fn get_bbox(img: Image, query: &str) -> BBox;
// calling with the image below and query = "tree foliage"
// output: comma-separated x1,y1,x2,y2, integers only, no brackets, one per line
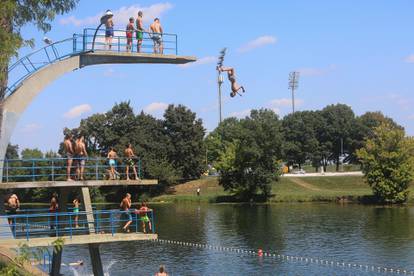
357,123,414,203
215,109,283,200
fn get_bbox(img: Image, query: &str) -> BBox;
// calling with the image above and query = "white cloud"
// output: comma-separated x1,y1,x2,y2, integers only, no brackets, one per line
21,123,42,133
230,109,251,118
144,102,168,114
404,54,414,63
268,98,304,113
408,114,414,120
238,35,277,53
297,64,337,77
178,56,216,68
60,3,173,27
63,104,92,119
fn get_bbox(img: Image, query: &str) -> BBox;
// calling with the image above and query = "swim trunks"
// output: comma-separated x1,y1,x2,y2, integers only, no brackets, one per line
136,31,143,40
109,159,116,166
66,152,73,159
105,27,114,37
152,34,162,46
73,208,79,213
121,211,132,221
141,215,150,223
125,158,135,167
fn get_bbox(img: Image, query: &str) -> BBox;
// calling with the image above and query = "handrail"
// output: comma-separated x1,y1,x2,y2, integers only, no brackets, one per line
0,208,155,240
6,28,179,97
1,157,143,182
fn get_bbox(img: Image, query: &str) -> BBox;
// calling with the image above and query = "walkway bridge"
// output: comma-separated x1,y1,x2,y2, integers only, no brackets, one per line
0,28,196,165
0,157,159,275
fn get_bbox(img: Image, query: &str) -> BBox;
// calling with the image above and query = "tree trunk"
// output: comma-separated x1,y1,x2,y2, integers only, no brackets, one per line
336,156,340,172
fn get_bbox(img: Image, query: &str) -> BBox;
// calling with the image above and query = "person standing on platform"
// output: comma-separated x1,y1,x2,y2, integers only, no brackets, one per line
120,193,132,232
107,147,119,180
49,192,59,235
73,197,81,228
135,201,152,233
150,18,163,54
126,17,135,52
5,194,20,225
136,11,144,52
75,136,88,181
105,10,114,50
64,133,74,181
124,143,139,181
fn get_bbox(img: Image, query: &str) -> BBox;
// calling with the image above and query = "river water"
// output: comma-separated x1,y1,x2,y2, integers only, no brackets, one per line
58,203,414,276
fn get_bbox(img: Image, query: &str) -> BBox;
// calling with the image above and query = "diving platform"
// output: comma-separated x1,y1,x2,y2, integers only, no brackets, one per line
0,233,157,248
80,51,196,66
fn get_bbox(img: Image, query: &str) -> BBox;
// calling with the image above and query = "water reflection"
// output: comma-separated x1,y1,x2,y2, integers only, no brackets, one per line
55,203,414,275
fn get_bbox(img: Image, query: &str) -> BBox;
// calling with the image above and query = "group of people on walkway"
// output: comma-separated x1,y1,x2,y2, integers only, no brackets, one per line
104,9,164,54
64,134,140,181
120,193,152,234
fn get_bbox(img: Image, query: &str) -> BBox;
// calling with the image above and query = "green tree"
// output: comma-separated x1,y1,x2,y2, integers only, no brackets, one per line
318,104,356,171
163,104,205,179
216,109,283,200
281,111,320,170
357,123,414,203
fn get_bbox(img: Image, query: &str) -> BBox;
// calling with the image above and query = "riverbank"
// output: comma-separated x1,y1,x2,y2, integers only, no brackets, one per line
152,175,414,204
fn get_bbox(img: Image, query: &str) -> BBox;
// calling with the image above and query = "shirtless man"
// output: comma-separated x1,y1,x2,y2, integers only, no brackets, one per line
64,134,74,181
49,192,59,234
107,147,118,180
155,265,168,276
135,11,144,52
104,10,114,50
124,144,139,180
75,136,88,181
150,18,163,54
217,66,245,97
5,194,20,225
135,201,152,233
120,193,132,232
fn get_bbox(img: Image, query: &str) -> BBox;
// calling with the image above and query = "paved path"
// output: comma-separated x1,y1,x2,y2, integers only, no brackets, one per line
288,178,322,191
282,171,363,178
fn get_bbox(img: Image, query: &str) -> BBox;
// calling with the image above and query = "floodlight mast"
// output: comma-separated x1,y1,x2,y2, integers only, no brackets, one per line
217,48,227,124
289,71,300,113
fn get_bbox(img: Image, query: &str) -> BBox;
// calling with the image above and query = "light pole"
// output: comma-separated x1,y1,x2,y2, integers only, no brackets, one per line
217,48,226,125
91,10,113,51
288,71,300,113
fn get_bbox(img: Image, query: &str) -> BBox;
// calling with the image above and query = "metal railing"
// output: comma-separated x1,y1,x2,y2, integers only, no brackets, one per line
80,28,178,55
6,28,179,97
1,208,155,240
1,157,142,182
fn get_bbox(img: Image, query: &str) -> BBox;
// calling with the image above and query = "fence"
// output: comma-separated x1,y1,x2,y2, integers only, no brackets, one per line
1,208,155,240
1,157,142,182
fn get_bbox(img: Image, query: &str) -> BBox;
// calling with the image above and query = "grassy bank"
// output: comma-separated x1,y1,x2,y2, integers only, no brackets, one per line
152,175,414,204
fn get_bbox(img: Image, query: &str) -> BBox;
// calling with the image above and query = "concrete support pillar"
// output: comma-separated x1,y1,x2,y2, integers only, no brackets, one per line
88,243,104,276
81,187,95,233
50,246,63,276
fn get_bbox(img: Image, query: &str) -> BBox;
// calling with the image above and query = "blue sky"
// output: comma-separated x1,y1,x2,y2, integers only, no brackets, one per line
10,0,414,152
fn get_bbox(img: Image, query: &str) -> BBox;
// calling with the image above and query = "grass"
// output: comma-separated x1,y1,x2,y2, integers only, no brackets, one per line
151,175,414,204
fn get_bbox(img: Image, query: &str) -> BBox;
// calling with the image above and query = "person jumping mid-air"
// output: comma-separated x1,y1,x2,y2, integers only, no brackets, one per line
217,66,245,97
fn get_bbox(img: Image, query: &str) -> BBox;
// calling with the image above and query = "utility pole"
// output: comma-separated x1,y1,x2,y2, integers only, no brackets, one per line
218,73,224,124
288,71,300,113
217,48,226,125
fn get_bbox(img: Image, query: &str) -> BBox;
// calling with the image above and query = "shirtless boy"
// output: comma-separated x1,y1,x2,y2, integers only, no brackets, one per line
75,136,88,181
64,133,74,181
150,18,163,54
135,11,144,52
5,194,20,225
105,10,114,49
124,144,139,180
107,147,118,180
120,193,132,232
